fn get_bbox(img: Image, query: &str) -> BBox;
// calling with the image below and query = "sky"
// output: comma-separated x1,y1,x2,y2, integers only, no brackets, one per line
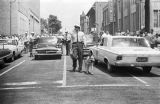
40,0,108,33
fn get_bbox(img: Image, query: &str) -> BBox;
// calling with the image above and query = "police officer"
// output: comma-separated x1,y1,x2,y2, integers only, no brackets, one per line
70,25,85,72
65,32,71,55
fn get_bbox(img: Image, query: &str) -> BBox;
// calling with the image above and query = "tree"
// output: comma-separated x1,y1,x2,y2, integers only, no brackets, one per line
41,18,48,34
145,0,150,32
48,15,62,34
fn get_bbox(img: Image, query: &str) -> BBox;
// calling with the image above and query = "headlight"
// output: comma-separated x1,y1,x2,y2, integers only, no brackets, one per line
116,55,123,60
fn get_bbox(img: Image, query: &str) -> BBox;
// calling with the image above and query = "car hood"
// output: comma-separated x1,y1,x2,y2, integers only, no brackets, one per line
35,47,60,51
108,47,160,55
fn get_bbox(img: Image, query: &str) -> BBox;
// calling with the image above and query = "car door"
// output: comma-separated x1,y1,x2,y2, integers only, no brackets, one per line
17,41,24,53
13,40,19,56
98,38,108,62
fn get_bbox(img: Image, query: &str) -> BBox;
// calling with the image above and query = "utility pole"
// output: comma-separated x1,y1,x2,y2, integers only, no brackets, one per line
10,0,16,36
145,0,150,32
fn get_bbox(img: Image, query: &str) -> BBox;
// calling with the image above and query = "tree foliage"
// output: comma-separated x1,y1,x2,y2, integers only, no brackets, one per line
40,18,48,34
48,15,62,34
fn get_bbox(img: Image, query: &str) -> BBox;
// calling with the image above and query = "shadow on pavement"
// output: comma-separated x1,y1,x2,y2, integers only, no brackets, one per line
94,62,160,77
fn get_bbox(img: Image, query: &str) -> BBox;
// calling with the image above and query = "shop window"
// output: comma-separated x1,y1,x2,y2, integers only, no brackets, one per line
154,10,158,27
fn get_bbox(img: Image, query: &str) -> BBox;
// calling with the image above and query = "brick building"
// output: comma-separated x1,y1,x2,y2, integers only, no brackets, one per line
87,2,108,34
0,0,40,36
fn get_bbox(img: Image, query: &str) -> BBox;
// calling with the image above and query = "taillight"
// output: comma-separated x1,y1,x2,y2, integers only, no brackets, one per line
116,55,123,60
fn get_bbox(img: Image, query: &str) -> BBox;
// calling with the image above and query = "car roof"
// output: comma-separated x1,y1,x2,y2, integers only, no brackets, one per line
0,39,14,41
104,35,144,39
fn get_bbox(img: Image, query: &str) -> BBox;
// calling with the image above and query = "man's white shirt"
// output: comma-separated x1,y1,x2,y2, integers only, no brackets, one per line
71,30,85,43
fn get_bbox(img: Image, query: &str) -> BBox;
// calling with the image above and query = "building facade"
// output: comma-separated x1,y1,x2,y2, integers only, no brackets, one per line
80,11,89,34
102,0,146,35
0,0,40,36
87,2,108,34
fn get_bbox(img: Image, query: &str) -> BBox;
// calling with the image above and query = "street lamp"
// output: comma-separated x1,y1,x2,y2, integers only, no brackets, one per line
10,0,16,36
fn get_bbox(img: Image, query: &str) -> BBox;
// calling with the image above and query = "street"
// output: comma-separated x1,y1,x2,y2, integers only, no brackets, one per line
0,52,160,104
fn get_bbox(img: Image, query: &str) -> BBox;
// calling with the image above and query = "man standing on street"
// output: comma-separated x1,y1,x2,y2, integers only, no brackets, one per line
70,25,85,72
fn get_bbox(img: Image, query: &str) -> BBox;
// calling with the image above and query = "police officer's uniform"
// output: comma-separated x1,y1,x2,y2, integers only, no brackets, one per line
71,25,85,72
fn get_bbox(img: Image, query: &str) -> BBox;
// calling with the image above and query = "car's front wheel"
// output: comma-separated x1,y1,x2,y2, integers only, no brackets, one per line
35,55,39,60
142,67,152,73
104,59,115,73
8,53,15,62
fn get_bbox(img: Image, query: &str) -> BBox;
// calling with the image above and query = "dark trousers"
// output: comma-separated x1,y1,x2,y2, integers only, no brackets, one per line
72,42,83,71
66,40,70,55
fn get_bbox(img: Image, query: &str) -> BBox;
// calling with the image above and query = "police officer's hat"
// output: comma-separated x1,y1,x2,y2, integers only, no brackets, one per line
74,25,80,29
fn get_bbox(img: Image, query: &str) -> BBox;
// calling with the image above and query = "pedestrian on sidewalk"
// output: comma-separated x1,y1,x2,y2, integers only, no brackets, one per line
70,25,85,72
29,38,34,57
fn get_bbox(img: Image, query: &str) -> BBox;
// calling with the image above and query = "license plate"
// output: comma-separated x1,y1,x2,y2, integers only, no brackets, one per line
136,57,148,62
46,51,56,53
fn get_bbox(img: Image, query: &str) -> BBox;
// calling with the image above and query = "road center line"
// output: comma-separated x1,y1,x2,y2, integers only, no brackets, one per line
129,73,149,86
0,60,25,77
62,56,66,86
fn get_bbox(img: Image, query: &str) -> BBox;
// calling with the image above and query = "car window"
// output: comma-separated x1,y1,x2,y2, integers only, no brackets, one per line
112,38,150,47
38,37,58,44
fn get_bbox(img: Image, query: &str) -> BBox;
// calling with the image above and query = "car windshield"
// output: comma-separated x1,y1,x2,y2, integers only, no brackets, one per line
112,38,150,47
84,35,95,47
38,37,58,44
37,37,58,48
0,40,13,45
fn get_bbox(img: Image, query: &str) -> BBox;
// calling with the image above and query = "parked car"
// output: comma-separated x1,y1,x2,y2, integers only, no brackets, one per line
0,39,24,61
83,34,95,57
0,49,12,65
33,36,62,60
89,35,160,73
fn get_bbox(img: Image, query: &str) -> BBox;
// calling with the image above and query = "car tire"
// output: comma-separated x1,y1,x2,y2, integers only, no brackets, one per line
9,54,15,62
59,55,62,59
142,67,152,73
35,55,39,60
104,59,115,73
18,51,22,58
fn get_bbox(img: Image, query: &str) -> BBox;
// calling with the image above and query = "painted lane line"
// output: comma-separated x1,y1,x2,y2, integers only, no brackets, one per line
62,56,66,86
129,74,150,86
58,84,148,88
0,86,41,90
3,81,38,86
0,60,25,77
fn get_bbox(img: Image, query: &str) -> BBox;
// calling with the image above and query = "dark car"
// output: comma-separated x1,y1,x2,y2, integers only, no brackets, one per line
0,49,12,65
33,36,62,60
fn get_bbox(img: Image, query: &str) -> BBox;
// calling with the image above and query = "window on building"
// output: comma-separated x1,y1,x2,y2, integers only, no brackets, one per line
154,10,158,27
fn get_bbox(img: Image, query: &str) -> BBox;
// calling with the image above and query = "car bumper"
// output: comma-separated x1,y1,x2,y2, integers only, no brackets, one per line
115,62,160,67
34,53,62,56
34,51,62,56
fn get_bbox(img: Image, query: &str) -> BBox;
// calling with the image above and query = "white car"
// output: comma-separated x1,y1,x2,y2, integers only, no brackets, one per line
90,36,160,73
0,39,24,61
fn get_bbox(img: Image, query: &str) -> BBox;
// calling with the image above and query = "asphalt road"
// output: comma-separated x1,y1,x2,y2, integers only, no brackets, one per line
0,52,160,104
